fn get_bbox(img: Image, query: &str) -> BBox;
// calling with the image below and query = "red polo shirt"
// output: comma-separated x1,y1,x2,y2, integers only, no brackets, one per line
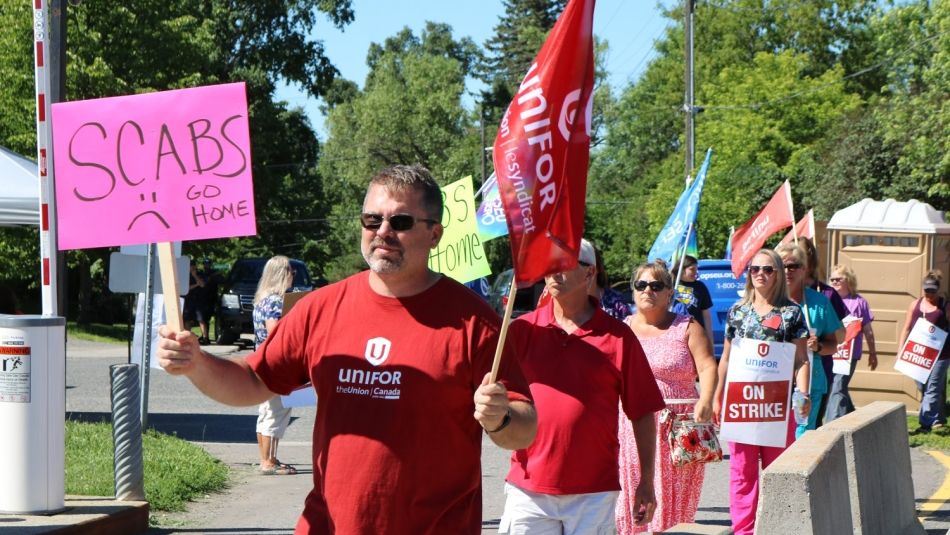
505,300,664,495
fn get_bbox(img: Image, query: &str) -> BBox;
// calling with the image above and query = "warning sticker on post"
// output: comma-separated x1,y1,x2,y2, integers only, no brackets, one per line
720,337,795,448
0,341,31,403
894,318,948,384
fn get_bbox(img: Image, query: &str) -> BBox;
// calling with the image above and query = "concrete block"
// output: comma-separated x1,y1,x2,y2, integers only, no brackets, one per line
820,401,925,535
756,429,853,534
0,496,148,534
661,522,733,534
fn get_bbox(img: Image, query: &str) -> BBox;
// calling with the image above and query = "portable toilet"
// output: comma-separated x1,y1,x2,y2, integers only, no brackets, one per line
827,199,950,409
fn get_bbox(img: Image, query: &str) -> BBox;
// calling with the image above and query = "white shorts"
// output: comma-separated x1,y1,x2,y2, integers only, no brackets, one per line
256,395,292,438
499,482,619,535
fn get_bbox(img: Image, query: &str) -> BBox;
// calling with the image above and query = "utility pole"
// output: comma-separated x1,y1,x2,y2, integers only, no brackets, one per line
683,0,695,185
50,0,68,316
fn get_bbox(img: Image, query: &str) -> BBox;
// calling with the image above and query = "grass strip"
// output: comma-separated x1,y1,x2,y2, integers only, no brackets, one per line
65,420,229,512
67,319,217,345
67,321,129,344
908,416,950,449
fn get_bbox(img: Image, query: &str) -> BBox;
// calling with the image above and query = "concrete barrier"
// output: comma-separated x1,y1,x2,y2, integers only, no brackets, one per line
755,428,854,534
819,401,925,535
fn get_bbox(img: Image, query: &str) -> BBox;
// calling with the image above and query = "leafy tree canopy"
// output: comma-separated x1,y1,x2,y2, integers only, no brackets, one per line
318,23,481,279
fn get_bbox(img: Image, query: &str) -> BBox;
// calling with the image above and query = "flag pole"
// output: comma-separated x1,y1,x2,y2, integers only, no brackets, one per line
784,180,798,246
781,179,812,329
489,274,519,383
726,225,734,258
671,223,694,311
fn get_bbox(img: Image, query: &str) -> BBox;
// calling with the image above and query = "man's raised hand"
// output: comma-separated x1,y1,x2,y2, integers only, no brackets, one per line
157,325,203,375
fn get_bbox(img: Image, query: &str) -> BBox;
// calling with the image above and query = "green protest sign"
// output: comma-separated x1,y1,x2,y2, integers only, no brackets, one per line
428,176,492,284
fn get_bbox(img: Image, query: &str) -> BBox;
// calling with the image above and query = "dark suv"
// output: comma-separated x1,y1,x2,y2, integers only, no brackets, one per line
215,258,322,345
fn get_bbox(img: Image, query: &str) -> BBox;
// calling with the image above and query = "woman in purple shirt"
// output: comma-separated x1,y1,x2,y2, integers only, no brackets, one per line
825,264,878,422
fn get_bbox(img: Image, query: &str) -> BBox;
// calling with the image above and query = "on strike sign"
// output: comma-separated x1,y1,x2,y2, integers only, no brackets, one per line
832,317,863,375
720,338,795,448
894,318,948,383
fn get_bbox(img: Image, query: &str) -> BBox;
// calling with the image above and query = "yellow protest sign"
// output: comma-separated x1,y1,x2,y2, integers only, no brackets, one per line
428,176,492,284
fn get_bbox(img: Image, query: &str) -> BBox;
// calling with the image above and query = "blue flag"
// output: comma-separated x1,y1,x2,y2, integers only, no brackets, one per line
474,173,509,241
648,148,712,262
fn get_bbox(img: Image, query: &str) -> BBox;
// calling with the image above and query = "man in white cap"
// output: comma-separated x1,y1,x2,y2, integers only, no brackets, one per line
498,238,665,533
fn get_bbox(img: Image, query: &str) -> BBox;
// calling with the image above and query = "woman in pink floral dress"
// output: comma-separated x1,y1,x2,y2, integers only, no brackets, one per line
617,259,718,533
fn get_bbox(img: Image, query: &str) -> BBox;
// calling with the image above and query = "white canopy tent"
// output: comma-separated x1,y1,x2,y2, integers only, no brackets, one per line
0,145,40,226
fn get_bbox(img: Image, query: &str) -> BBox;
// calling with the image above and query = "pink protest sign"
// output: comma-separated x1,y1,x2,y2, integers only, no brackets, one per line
51,82,256,250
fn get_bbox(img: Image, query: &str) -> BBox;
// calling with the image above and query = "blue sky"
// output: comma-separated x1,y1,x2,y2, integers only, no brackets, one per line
275,0,675,138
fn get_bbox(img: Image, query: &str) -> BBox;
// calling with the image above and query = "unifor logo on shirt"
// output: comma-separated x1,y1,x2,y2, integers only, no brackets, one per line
334,337,401,401
365,337,391,366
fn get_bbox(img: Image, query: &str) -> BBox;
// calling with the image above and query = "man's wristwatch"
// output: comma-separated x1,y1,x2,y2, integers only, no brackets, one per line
487,409,512,433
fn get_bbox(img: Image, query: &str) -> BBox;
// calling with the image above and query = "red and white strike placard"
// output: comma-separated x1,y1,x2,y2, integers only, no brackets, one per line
720,338,795,448
832,318,863,376
894,318,948,384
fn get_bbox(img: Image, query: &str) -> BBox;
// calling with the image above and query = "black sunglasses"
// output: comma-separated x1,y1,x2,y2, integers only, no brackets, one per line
360,213,438,231
924,287,938,294
633,280,666,292
829,277,843,283
748,265,776,275
784,263,802,271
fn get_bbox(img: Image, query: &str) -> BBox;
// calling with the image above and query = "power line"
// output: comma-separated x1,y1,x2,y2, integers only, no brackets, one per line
607,11,665,75
594,0,626,36
615,21,676,85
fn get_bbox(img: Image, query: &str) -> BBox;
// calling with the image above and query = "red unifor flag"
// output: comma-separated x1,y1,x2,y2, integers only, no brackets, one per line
492,0,595,285
730,180,796,278
779,208,816,245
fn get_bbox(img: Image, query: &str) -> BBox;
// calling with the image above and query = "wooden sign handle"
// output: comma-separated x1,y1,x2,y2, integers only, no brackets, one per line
157,242,183,332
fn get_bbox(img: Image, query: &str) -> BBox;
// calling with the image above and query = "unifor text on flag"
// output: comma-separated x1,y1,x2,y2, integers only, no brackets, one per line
492,0,595,285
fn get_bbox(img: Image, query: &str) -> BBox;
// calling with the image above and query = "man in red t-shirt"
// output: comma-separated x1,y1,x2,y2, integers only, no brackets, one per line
158,165,537,534
499,239,664,533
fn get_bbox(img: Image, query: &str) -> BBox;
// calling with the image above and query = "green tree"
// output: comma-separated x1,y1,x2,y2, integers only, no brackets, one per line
791,108,899,220
870,0,949,210
318,23,481,279
478,0,568,121
588,0,885,274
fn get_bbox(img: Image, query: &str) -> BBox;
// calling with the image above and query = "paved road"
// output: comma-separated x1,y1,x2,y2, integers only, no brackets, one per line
64,339,950,534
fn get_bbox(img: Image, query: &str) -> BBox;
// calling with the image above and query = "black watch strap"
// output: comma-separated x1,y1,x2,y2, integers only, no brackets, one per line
487,409,512,433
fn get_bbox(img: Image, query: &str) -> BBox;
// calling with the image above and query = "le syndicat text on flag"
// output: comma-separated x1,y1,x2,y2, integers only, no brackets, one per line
492,0,595,285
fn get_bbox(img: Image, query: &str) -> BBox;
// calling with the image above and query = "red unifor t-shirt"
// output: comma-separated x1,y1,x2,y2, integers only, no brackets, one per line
246,271,532,535
505,301,665,495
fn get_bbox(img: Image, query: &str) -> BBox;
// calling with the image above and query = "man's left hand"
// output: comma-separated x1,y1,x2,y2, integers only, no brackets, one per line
474,373,509,432
633,479,656,526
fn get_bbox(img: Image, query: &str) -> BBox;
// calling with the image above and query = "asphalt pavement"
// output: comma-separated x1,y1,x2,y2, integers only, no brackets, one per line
62,338,950,534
